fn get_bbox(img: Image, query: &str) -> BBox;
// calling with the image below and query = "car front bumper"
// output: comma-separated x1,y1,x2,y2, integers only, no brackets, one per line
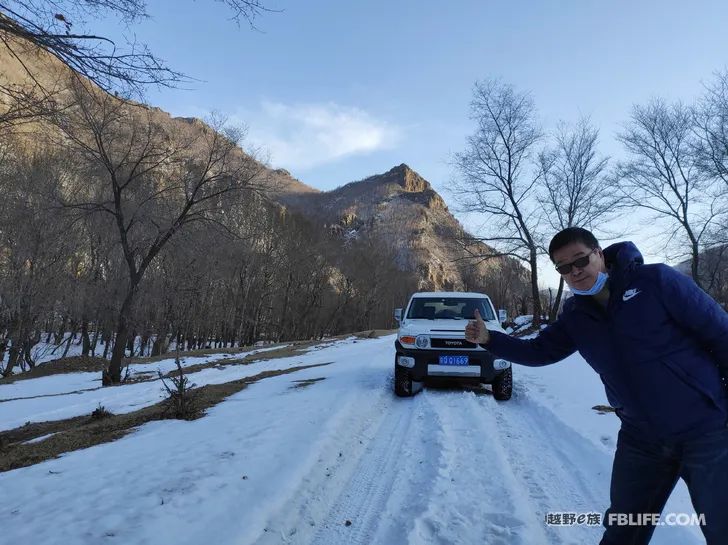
394,340,505,382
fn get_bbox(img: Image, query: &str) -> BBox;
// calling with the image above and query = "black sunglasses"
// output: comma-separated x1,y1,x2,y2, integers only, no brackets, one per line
555,249,597,274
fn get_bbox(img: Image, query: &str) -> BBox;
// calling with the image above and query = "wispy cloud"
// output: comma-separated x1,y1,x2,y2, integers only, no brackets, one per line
242,100,402,170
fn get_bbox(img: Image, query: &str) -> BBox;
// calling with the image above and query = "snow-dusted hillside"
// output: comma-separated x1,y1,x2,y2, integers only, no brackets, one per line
279,164,529,292
0,335,702,545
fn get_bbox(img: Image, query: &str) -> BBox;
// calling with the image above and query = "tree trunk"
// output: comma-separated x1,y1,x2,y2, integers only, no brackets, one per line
251,299,265,344
151,335,163,357
152,330,171,357
18,345,28,372
102,330,111,359
44,317,53,343
0,340,7,370
54,314,68,345
529,250,543,327
549,278,565,323
691,239,703,290
106,290,137,385
81,319,91,356
91,326,100,357
23,339,36,368
277,272,294,342
126,330,137,358
107,322,129,385
2,316,19,376
4,340,21,377
61,328,76,358
139,332,150,357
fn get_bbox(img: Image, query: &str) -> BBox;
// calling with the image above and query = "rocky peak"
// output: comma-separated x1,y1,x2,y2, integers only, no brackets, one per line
380,163,431,193
273,163,527,293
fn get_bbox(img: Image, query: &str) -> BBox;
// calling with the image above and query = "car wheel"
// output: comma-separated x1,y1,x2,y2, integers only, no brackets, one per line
394,365,414,397
492,366,512,401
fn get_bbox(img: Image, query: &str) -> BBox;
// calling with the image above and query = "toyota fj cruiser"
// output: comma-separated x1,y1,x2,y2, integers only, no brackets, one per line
393,291,512,400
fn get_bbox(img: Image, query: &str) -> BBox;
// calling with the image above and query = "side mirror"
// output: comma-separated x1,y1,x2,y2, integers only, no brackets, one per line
498,309,507,325
394,308,402,322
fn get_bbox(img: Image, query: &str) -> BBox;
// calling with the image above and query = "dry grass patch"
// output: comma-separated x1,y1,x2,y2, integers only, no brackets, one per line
353,329,396,339
0,356,108,384
125,343,273,365
0,362,331,473
167,341,315,376
289,377,326,389
592,405,617,414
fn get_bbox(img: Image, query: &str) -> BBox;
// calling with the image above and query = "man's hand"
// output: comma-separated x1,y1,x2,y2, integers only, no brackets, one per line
465,308,490,344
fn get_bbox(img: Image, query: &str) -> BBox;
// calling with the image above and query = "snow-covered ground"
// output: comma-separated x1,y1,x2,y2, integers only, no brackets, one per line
0,334,93,367
0,344,290,431
0,335,703,544
0,333,280,372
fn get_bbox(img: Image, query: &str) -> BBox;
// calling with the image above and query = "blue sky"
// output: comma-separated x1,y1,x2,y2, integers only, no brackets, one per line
98,0,728,286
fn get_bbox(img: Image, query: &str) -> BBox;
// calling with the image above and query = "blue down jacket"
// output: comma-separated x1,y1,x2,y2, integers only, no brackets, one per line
487,242,728,440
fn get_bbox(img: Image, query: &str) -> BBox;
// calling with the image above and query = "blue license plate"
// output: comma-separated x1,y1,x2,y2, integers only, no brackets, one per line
439,355,469,366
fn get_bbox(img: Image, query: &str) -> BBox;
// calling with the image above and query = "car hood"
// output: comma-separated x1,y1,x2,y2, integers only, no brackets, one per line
399,318,506,336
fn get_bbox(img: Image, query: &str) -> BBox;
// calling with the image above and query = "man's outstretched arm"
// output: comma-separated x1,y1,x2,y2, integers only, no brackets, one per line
466,309,576,367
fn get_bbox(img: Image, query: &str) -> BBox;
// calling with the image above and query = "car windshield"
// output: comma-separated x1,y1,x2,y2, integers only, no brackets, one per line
406,297,496,321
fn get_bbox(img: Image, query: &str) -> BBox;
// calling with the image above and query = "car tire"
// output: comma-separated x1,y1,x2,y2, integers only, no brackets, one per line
394,365,414,397
492,366,512,401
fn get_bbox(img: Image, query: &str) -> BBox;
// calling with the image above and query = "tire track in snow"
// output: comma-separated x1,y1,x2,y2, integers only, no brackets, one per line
491,383,610,505
247,367,446,545
365,391,445,545
247,367,410,545
307,397,416,545
475,386,610,544
408,389,550,545
307,372,452,545
271,380,608,545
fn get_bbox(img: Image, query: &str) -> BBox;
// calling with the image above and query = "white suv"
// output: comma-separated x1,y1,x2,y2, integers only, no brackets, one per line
393,291,512,399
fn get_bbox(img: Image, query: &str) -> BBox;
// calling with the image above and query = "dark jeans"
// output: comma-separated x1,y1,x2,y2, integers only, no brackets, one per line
600,424,728,545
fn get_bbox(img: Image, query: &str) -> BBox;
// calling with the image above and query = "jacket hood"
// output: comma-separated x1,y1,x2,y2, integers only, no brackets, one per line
603,241,643,289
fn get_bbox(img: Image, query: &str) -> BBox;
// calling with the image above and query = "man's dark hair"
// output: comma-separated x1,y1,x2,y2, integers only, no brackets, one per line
548,227,600,261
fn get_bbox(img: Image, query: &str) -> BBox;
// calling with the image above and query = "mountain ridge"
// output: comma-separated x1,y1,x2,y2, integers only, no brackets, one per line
279,163,526,292
0,34,528,297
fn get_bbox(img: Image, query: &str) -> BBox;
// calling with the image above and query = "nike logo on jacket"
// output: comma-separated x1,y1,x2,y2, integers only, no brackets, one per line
622,289,641,301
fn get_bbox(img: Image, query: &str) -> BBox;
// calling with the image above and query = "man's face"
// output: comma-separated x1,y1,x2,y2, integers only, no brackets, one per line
552,242,607,292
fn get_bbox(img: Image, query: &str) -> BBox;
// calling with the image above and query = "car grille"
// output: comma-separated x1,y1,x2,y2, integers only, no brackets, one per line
430,338,476,349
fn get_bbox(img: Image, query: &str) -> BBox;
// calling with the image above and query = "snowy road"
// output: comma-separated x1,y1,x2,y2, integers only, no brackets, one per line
0,335,703,544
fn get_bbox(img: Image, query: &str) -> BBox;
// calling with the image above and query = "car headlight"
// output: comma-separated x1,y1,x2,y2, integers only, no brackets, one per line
415,335,429,349
494,359,511,370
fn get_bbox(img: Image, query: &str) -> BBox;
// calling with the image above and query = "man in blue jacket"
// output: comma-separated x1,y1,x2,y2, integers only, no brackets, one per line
465,227,728,545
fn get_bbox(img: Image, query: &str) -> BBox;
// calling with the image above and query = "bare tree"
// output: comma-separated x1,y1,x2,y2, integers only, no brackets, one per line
692,71,728,303
0,140,78,376
0,79,69,126
539,118,618,320
452,79,546,325
51,80,263,384
616,99,723,288
0,0,274,95
694,70,728,190
0,99,430,377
